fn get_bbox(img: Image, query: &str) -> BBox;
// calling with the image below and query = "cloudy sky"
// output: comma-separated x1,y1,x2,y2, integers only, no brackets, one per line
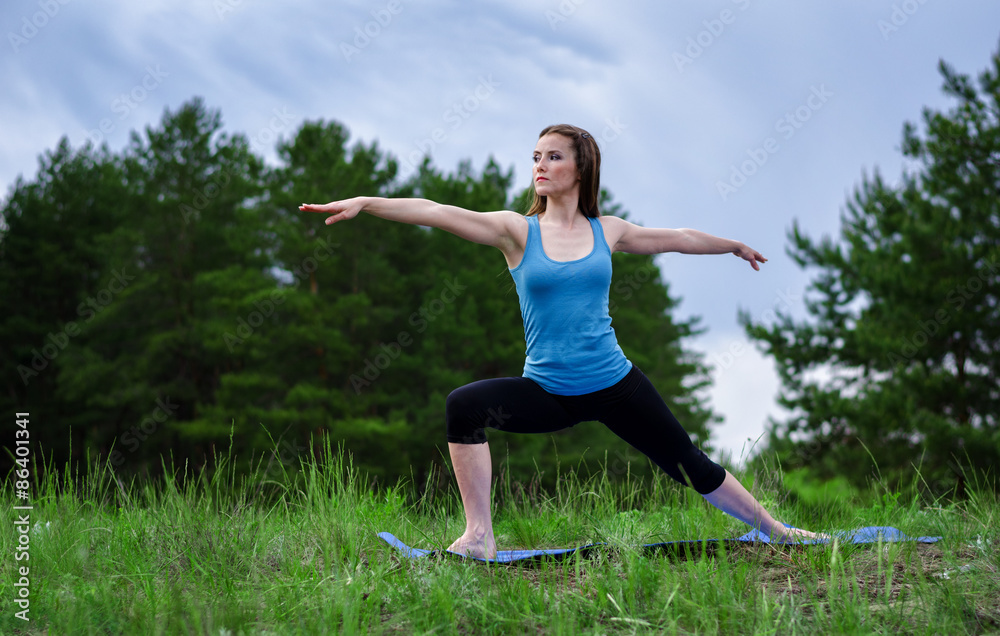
4,1,999,463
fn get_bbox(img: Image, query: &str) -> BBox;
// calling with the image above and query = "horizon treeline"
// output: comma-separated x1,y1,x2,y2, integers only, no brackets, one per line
0,98,713,490
3,42,998,499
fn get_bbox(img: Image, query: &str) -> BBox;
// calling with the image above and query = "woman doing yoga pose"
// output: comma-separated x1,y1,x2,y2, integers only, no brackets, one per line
300,124,820,559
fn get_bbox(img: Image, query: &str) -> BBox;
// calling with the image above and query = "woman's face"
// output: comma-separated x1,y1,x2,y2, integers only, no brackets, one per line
532,133,579,200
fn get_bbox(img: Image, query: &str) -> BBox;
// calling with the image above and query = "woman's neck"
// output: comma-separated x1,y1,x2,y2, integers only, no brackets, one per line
540,193,583,226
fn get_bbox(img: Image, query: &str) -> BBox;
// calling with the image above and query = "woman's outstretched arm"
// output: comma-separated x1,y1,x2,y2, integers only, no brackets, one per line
299,197,522,251
601,215,767,271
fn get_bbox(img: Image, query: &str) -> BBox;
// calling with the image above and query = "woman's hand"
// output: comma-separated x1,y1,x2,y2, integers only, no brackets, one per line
732,243,767,271
299,197,367,225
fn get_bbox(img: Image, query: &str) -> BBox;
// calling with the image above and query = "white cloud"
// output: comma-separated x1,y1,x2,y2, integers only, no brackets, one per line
698,331,783,466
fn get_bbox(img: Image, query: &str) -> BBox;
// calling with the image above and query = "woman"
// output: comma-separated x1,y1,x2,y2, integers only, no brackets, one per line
301,124,819,559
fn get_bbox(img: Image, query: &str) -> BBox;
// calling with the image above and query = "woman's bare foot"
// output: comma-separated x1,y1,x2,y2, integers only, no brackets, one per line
768,525,831,543
447,532,497,559
704,472,832,544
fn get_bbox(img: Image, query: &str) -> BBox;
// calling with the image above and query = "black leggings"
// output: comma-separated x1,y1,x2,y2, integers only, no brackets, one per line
445,365,727,494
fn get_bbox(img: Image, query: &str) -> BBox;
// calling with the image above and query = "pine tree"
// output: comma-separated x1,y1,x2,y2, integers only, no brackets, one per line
744,47,1000,494
55,98,269,472
0,139,130,471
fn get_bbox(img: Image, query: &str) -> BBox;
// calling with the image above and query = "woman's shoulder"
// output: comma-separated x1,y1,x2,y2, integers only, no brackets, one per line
598,215,629,251
598,214,627,229
484,210,530,235
496,211,530,260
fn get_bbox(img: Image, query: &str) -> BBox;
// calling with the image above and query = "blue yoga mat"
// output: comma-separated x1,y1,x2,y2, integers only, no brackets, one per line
378,526,942,564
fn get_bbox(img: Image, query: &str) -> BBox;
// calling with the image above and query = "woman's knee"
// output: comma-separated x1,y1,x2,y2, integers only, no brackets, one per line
445,384,473,418
677,449,726,494
445,384,487,444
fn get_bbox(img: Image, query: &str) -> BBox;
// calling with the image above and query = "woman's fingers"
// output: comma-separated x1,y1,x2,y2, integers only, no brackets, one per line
735,247,765,270
298,202,359,225
299,203,338,213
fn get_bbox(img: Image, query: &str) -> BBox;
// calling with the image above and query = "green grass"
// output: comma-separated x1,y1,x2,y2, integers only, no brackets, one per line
2,438,998,635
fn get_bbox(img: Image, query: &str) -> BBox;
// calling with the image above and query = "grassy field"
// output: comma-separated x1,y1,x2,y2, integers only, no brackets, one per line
2,438,998,635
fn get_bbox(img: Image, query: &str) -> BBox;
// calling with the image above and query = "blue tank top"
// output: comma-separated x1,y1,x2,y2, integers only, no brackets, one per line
509,214,632,395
